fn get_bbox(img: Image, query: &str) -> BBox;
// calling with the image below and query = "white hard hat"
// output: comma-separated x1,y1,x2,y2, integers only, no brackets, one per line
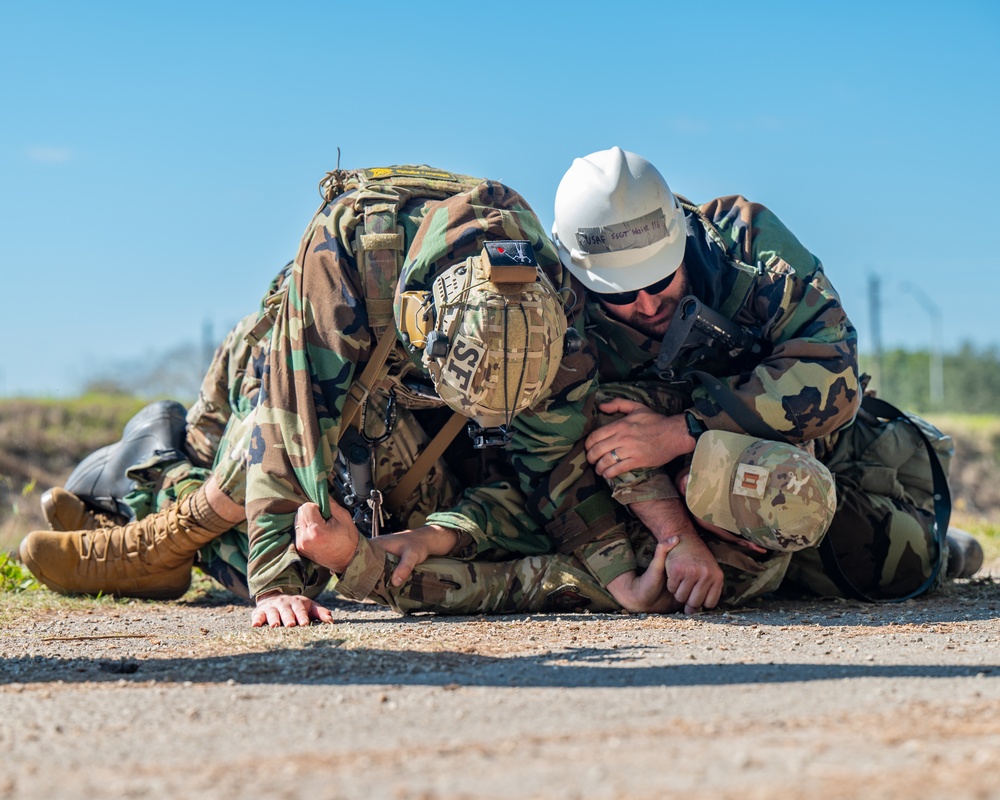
551,147,688,294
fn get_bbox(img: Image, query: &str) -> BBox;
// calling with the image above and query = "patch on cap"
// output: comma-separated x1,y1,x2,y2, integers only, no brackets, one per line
733,463,769,499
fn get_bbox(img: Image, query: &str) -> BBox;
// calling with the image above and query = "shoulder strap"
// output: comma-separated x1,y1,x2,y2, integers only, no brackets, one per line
353,193,405,334
680,200,758,319
339,321,400,440
688,370,790,443
384,411,467,515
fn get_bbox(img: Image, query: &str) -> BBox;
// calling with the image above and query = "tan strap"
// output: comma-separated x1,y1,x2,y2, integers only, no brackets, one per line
339,321,399,439
385,411,466,514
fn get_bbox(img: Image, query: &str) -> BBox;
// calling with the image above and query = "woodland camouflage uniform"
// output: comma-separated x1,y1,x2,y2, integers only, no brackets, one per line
578,195,943,602
330,194,947,613
119,169,606,602
235,171,606,600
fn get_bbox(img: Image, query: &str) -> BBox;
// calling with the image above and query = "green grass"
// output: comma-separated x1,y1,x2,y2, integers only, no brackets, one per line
0,552,39,593
951,513,1000,564
925,413,1000,443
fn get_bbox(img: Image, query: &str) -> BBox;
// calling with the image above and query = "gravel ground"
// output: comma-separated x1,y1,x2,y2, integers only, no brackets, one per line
3,567,1000,800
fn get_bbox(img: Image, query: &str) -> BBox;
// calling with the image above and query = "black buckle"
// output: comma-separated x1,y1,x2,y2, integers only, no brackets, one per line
360,388,398,445
466,421,513,449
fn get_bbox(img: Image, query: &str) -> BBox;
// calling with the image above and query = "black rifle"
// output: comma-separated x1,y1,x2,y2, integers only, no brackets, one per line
654,296,788,443
655,295,768,380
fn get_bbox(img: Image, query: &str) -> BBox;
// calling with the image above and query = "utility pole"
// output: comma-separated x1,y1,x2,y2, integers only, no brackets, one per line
868,273,884,395
901,282,944,408
202,319,214,378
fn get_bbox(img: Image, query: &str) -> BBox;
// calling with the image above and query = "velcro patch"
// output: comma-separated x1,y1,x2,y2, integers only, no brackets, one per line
483,241,539,283
442,335,486,395
484,240,538,267
733,464,769,499
362,167,457,182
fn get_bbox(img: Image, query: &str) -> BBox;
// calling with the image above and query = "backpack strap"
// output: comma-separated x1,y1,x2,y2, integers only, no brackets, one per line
339,320,400,439
818,395,952,602
680,200,759,319
353,191,406,335
688,370,791,443
384,411,467,515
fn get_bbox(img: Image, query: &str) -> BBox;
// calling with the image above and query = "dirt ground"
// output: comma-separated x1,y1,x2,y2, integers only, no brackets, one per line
3,561,1000,800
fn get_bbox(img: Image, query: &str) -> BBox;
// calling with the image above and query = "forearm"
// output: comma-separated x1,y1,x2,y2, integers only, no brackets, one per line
629,496,700,545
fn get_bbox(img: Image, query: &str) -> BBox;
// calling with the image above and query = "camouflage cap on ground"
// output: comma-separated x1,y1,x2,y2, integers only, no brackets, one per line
395,183,568,427
686,430,837,551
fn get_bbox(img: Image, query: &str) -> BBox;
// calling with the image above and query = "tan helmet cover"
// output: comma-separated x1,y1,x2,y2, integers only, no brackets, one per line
421,244,567,427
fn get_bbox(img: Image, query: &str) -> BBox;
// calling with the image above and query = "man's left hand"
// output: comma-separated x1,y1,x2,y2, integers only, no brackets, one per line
586,399,695,479
376,525,460,587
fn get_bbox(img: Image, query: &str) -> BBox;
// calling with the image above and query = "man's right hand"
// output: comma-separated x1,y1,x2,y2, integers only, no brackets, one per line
664,534,724,614
294,502,360,573
251,592,334,628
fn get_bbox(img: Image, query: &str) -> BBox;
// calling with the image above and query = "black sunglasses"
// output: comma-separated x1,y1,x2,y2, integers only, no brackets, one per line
596,271,677,306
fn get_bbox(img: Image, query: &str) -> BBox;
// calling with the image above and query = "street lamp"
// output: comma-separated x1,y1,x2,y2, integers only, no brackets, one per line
900,282,943,407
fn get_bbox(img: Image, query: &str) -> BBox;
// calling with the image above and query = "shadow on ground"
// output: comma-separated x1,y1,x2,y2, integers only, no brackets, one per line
3,642,998,689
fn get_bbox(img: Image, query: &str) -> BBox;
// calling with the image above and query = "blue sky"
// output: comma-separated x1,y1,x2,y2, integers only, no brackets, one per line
2,0,997,397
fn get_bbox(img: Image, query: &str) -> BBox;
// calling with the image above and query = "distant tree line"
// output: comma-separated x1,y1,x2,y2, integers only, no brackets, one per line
81,340,209,404
861,344,1000,414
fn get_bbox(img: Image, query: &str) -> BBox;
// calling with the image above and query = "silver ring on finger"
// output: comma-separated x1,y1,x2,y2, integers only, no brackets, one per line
610,449,622,463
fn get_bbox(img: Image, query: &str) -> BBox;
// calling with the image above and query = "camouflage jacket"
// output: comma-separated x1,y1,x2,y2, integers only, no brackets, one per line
562,194,861,588
244,169,599,599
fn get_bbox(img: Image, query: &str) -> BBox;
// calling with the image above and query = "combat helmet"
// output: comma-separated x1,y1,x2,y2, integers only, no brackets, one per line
395,182,569,446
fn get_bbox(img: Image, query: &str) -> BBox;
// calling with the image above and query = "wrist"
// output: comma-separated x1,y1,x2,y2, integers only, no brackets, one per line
255,588,286,604
423,525,461,556
631,497,696,544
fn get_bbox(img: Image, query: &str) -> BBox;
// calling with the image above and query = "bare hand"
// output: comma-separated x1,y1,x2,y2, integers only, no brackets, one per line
251,592,334,628
665,535,724,614
376,525,460,587
585,399,695,480
294,502,359,573
605,538,682,613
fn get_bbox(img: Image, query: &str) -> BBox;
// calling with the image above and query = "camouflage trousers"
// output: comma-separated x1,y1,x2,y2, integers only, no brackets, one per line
335,526,625,615
784,474,942,600
322,479,941,618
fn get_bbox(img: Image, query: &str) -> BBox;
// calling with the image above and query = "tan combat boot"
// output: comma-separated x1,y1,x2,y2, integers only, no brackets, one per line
40,487,128,531
19,487,232,599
